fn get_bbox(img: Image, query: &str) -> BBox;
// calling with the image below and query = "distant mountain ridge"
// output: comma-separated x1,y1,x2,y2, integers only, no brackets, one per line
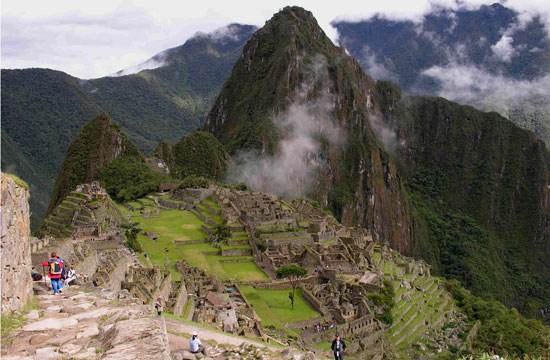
1,24,256,229
333,2,550,145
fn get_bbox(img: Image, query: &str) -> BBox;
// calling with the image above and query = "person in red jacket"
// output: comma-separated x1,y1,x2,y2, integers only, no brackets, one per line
42,252,64,295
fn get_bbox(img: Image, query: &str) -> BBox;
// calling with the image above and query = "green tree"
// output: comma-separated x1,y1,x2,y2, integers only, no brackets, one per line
276,265,307,310
121,222,142,252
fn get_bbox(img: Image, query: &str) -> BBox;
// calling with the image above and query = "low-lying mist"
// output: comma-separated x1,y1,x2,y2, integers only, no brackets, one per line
226,56,344,198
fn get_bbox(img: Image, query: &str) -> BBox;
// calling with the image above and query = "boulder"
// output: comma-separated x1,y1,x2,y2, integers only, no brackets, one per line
22,317,77,331
23,310,39,320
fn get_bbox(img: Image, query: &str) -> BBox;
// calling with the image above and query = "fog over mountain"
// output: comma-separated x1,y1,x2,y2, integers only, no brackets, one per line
333,2,550,145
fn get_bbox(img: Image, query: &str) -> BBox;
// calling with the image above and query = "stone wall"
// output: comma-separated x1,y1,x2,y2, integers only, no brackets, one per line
75,252,99,278
1,173,33,313
105,254,129,290
221,248,252,257
32,237,75,269
171,282,188,317
88,239,124,250
301,286,327,315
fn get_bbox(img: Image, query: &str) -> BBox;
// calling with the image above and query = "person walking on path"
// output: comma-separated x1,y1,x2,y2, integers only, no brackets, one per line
42,252,64,295
155,296,163,316
189,331,207,356
331,334,346,360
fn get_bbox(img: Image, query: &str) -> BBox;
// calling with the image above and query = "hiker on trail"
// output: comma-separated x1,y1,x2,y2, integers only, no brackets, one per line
189,331,207,356
42,252,64,295
155,296,163,316
65,265,77,286
57,256,66,288
331,334,346,360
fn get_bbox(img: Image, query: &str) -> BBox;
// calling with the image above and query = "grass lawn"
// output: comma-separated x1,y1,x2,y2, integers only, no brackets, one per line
220,261,267,281
240,286,320,328
137,253,151,268
203,198,221,210
315,342,332,351
134,209,267,282
141,210,207,242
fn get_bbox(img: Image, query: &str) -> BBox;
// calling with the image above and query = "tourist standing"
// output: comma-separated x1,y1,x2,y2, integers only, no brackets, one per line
42,252,63,295
331,334,346,360
155,296,163,316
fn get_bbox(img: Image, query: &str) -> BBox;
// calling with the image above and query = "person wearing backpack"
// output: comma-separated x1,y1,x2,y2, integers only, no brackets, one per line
42,252,64,295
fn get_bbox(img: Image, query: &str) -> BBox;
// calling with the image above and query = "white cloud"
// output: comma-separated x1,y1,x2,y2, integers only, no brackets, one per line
227,56,344,197
111,51,168,77
359,46,399,81
421,63,550,113
1,0,549,78
491,35,518,62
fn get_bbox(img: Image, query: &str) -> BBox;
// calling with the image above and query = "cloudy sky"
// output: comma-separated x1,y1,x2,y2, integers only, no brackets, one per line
2,0,549,79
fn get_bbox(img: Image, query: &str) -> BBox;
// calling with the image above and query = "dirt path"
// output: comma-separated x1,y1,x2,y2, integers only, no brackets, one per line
164,318,279,352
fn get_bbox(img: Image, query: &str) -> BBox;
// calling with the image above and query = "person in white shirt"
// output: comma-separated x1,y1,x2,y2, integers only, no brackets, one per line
189,331,206,355
64,265,78,286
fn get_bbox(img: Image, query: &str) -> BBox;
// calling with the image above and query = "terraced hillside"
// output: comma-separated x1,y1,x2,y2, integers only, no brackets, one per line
39,186,125,239
117,193,268,282
376,249,454,356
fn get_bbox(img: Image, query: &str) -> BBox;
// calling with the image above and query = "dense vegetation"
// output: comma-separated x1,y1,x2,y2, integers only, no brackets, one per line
46,113,142,215
97,156,169,202
445,280,549,358
368,278,395,325
1,24,255,230
171,131,229,180
375,81,550,319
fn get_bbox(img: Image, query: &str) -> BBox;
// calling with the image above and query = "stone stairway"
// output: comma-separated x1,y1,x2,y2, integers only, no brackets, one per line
1,286,171,360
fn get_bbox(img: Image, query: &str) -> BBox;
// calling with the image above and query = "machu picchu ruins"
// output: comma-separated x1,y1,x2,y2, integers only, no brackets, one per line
2,175,470,359
3,4,550,360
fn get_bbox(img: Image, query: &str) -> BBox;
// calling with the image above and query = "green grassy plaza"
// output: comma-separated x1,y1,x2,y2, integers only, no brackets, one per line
118,202,268,282
240,286,321,328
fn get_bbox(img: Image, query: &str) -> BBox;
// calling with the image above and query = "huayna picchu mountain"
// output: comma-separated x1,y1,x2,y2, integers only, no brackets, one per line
204,6,550,319
205,6,413,253
1,24,256,230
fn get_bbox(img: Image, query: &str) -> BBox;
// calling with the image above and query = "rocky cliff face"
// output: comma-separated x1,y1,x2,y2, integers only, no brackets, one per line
376,81,550,317
1,173,33,313
205,6,412,251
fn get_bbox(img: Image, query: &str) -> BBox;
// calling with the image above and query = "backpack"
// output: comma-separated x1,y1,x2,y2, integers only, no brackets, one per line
50,260,62,275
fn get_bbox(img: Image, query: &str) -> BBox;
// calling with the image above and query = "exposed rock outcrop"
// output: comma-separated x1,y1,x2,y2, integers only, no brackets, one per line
1,173,33,313
2,286,171,360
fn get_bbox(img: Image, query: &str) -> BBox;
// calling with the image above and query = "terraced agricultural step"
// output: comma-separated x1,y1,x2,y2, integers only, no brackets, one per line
392,311,427,346
227,238,248,246
46,215,66,224
69,191,89,199
230,231,248,238
229,224,245,232
45,220,65,232
74,219,88,227
416,276,434,290
437,296,450,312
62,199,79,208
